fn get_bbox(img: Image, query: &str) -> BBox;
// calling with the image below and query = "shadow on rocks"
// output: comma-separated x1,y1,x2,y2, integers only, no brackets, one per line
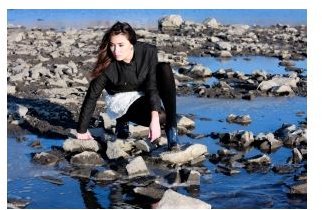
8,94,77,138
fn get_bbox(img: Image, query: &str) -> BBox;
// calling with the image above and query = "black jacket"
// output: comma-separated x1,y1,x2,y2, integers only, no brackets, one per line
77,42,161,133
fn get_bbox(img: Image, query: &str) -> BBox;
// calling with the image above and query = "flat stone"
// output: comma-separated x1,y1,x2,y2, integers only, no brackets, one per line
92,170,118,181
70,151,105,166
160,144,208,165
289,182,307,195
63,138,101,152
126,156,150,178
32,152,60,166
154,189,211,209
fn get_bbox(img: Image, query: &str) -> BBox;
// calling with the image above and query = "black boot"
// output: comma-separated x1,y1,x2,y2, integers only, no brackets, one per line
165,127,180,151
115,121,130,139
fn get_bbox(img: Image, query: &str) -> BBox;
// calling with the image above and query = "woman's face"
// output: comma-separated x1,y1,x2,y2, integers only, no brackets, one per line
109,33,133,62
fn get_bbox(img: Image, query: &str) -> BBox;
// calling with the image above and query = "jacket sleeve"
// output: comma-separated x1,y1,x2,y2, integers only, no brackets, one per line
77,72,107,133
146,46,162,112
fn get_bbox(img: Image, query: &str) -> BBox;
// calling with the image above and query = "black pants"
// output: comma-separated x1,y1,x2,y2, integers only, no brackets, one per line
117,62,177,128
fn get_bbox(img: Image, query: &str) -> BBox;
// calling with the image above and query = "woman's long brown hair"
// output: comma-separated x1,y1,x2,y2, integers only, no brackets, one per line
90,21,137,79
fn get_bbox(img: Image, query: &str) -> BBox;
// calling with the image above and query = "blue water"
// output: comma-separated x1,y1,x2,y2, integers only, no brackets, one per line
7,9,306,29
187,55,307,85
7,95,306,208
7,54,306,208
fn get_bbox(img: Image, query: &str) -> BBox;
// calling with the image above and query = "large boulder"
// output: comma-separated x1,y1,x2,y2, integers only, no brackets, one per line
158,15,183,31
203,18,219,28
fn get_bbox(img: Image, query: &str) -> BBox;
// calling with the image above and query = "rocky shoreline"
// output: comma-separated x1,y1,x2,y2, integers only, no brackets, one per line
7,15,307,208
7,15,307,138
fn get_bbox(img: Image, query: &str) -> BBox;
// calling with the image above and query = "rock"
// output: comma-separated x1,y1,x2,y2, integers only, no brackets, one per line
135,139,158,152
271,85,294,95
258,76,299,91
158,15,183,30
215,41,232,51
216,164,240,175
106,139,132,159
154,189,211,209
177,115,195,129
7,197,30,209
289,182,307,195
126,156,150,178
246,154,271,165
203,18,219,28
32,152,60,166
39,175,64,185
272,164,295,174
188,64,213,78
70,151,105,166
63,138,101,152
92,170,118,181
255,133,283,152
7,85,16,94
186,170,201,185
279,60,295,67
226,114,252,125
130,125,150,138
160,144,208,165
70,168,92,179
219,50,232,58
289,148,303,164
219,130,254,148
134,183,167,200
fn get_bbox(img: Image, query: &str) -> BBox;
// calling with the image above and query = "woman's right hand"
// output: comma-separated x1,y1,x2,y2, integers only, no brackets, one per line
76,131,94,140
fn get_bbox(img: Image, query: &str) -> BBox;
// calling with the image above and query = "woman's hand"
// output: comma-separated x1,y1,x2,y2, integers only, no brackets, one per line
76,130,94,140
148,111,161,142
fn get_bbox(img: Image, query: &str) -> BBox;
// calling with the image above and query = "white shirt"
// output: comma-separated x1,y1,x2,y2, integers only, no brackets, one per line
105,91,144,120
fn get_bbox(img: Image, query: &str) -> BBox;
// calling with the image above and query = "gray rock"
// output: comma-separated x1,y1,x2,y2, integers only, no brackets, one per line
39,175,64,185
271,85,294,95
258,76,299,91
135,139,158,152
226,114,252,125
129,125,149,138
133,183,167,200
246,154,271,165
158,15,183,30
63,138,101,152
70,151,105,166
255,133,283,152
154,189,211,209
106,139,131,159
126,156,149,178
189,64,213,78
160,144,208,165
289,182,307,195
177,115,195,129
203,18,219,28
70,168,92,179
290,148,303,164
32,152,60,166
92,170,118,181
272,164,295,174
7,197,30,209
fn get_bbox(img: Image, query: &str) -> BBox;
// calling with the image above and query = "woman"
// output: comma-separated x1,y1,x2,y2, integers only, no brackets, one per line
76,21,180,151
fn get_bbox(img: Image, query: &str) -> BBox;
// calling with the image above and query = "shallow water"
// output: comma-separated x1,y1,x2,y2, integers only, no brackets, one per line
7,96,306,208
188,55,307,86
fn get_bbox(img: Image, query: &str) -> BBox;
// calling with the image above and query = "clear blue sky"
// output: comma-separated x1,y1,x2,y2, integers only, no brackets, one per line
8,9,306,29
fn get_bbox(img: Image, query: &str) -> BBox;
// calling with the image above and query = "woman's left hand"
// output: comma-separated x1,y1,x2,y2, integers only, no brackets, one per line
148,112,161,142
